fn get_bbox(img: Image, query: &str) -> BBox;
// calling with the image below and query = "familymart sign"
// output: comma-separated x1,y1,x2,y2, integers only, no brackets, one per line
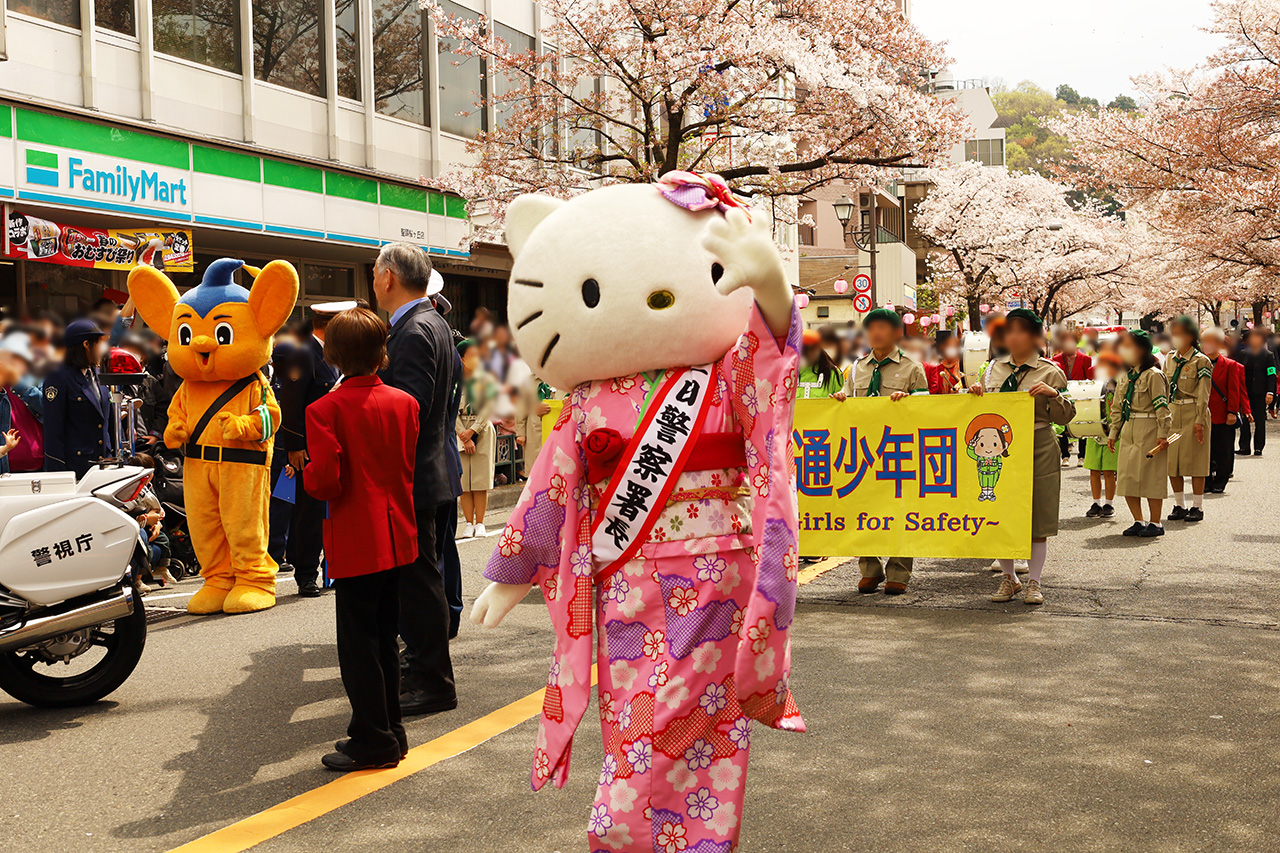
23,145,190,210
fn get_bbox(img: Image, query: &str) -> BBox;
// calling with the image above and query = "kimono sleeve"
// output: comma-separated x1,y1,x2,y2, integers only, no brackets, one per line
725,301,805,732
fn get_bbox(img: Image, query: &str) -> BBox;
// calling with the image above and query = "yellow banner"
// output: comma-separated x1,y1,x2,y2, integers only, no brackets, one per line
794,394,1033,559
542,393,1034,559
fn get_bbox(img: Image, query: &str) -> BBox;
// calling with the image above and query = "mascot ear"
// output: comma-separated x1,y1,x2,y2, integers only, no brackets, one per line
127,266,180,341
248,260,300,338
506,195,564,260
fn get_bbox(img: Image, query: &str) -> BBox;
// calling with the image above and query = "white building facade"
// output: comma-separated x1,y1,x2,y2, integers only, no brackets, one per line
0,0,530,318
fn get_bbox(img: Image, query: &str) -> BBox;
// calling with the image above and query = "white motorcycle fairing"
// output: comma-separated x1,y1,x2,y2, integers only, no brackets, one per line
0,469,146,606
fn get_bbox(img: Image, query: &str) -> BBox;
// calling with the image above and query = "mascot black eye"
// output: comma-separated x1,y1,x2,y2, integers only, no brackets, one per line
711,263,725,285
215,322,234,346
581,278,600,308
177,323,193,346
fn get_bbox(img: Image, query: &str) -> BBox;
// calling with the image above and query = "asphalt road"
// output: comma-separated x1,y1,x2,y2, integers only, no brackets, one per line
2,450,1279,852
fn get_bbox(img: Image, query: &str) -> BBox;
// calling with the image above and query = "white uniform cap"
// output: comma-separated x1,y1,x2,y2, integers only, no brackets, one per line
428,269,444,296
311,301,359,315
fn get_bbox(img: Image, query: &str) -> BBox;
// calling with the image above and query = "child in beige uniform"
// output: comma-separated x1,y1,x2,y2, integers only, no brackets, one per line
1108,330,1173,538
843,308,929,596
1163,316,1212,522
969,309,1075,605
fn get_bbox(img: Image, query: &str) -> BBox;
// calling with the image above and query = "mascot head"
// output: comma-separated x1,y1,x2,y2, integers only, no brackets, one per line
128,257,298,382
504,177,755,390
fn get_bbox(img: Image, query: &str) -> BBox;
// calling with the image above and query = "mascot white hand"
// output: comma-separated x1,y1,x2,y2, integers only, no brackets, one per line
701,206,793,336
470,581,533,628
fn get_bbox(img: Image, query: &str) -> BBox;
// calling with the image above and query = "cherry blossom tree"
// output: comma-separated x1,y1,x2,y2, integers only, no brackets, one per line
1055,0,1280,323
421,0,966,228
914,161,1134,322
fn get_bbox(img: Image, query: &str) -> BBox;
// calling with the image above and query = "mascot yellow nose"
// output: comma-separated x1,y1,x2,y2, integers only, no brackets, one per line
191,335,218,353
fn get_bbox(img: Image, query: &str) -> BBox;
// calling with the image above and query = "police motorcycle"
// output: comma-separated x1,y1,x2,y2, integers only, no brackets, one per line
0,350,154,707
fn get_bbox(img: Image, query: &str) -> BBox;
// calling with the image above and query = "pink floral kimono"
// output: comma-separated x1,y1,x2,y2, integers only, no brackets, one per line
485,304,805,853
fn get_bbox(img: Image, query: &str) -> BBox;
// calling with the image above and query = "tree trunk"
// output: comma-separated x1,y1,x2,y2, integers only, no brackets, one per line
966,294,981,327
1252,300,1266,326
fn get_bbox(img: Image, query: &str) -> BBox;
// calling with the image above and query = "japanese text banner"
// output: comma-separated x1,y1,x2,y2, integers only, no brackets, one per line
793,394,1034,559
5,208,194,272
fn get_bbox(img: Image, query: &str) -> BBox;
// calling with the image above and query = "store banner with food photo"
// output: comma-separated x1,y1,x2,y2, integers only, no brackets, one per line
543,391,1035,559
4,208,194,273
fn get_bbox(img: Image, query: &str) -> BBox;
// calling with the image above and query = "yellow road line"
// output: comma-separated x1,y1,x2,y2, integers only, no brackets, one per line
167,560,850,852
168,689,547,853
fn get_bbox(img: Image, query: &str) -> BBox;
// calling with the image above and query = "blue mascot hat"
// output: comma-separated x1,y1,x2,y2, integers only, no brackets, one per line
178,258,250,317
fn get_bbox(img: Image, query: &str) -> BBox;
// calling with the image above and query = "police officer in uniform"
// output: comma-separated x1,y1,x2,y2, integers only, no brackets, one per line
44,319,113,478
841,308,929,596
278,302,351,597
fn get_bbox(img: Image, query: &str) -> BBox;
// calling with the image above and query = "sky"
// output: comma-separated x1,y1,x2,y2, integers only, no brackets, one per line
909,0,1224,102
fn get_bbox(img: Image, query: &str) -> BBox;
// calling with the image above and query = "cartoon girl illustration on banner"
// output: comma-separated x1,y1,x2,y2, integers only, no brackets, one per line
966,413,1013,501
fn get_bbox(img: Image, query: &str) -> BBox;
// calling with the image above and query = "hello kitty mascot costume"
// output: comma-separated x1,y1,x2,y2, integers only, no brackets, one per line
473,173,804,853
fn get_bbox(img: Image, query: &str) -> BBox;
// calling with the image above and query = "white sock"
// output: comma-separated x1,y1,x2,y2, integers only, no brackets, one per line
1028,541,1046,584
1173,490,1185,508
1104,500,1113,508
998,559,1017,579
1191,493,1203,509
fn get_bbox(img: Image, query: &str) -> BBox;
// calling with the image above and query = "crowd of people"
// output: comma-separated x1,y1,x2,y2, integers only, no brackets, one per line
793,308,1279,605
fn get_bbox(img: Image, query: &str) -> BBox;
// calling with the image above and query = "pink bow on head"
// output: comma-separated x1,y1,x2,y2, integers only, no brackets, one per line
656,171,749,218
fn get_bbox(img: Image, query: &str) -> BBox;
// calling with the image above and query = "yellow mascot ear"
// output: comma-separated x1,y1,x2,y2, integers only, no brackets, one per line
248,260,299,338
127,265,180,341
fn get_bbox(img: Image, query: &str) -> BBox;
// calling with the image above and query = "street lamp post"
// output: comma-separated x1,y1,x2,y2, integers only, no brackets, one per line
833,191,877,308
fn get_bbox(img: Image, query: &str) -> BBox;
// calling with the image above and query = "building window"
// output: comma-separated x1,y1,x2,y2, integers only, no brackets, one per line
335,0,359,100
304,264,355,298
373,0,425,124
153,0,240,73
253,0,324,96
817,306,829,318
96,0,135,34
7,0,80,28
494,23,533,130
436,0,487,138
964,138,1005,168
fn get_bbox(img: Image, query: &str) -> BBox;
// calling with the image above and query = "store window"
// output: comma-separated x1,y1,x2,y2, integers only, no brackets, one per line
304,264,355,299
437,0,487,138
96,0,134,34
153,0,240,73
494,23,534,130
335,0,360,100
22,264,116,318
7,0,80,28
373,0,426,124
253,0,323,96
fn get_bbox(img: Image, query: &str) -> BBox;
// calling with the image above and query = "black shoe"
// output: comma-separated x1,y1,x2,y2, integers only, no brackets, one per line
1168,506,1187,521
1100,504,1115,517
321,750,399,772
1208,486,1225,494
278,562,296,575
297,581,323,598
1141,523,1165,538
1255,451,1263,456
1122,522,1146,537
400,691,458,716
1085,503,1102,518
336,738,408,760
1235,449,1251,456
1185,507,1204,522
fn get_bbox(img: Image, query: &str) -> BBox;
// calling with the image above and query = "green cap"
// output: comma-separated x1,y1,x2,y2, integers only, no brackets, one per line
1005,307,1044,332
1128,329,1153,350
863,307,902,330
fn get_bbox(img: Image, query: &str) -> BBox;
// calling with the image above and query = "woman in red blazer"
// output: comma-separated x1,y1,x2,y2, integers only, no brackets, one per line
1052,330,1094,464
302,307,420,772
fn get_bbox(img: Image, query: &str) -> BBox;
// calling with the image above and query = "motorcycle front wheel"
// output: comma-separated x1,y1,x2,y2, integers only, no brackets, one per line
0,590,148,708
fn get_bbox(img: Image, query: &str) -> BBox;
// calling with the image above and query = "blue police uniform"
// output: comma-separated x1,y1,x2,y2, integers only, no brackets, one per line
43,364,113,478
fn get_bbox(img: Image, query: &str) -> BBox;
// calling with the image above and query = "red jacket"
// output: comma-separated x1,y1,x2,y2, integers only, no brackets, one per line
1207,356,1251,425
1052,351,1094,381
302,376,420,578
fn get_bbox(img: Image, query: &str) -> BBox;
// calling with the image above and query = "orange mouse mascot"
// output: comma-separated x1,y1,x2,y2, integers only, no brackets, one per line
128,258,298,614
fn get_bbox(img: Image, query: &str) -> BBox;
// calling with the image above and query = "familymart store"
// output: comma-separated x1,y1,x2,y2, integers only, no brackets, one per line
0,104,470,317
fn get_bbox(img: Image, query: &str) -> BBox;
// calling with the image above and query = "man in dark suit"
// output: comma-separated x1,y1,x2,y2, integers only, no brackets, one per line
278,303,348,596
429,279,465,639
374,242,458,716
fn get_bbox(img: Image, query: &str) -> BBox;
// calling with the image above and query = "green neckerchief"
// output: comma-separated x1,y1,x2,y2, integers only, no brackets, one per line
1121,368,1140,425
1168,350,1194,397
1000,362,1031,393
866,351,897,397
